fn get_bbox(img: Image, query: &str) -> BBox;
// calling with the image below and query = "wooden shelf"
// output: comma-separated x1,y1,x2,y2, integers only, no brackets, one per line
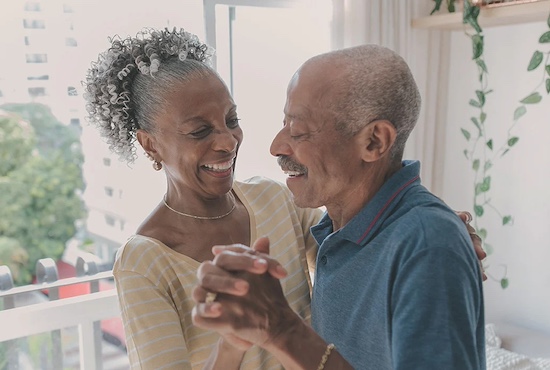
412,0,550,30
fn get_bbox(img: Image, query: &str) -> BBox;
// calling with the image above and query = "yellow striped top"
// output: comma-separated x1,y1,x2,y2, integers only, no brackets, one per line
113,177,323,369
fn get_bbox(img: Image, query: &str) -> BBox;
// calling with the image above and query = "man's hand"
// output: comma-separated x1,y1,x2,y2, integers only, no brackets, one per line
192,237,301,350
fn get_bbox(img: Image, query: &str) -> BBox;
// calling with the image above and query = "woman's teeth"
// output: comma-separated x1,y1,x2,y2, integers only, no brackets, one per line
203,159,234,171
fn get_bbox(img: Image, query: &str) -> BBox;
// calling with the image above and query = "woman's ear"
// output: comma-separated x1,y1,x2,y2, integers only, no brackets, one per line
137,129,160,159
355,120,397,163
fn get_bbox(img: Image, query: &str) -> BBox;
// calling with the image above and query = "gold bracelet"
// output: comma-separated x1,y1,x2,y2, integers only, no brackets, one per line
317,343,335,370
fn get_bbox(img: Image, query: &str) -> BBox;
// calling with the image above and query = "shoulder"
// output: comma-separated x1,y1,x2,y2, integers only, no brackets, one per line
391,202,477,269
385,188,473,252
114,235,170,276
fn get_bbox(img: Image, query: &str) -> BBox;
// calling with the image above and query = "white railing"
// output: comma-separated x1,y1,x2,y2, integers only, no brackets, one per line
0,257,127,370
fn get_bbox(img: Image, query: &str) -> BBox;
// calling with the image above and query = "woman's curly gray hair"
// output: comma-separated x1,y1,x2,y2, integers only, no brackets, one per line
83,27,215,163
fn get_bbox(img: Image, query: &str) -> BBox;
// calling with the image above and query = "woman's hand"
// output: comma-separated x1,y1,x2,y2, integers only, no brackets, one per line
192,237,300,349
456,211,487,281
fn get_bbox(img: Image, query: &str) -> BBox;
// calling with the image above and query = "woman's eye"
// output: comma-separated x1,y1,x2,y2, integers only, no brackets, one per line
190,127,212,139
227,118,240,128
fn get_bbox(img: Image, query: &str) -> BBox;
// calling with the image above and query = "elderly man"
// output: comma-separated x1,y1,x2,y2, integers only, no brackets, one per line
193,45,486,370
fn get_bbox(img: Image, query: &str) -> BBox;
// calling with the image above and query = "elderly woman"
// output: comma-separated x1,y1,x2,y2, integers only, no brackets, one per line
83,28,484,370
83,28,322,369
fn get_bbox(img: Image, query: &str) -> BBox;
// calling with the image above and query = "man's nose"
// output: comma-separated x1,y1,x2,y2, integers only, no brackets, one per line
270,127,291,157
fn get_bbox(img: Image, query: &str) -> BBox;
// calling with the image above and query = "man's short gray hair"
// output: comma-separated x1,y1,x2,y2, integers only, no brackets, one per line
322,45,421,161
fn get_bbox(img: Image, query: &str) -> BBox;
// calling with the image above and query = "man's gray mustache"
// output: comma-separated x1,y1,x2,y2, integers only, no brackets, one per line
277,156,308,173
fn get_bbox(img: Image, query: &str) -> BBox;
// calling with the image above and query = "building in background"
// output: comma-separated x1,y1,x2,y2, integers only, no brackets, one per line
0,0,168,266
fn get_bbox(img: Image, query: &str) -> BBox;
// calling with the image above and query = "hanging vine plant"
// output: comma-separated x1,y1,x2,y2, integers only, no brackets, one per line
430,0,550,289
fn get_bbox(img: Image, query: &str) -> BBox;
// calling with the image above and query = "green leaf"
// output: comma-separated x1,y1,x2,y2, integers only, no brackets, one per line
480,176,491,192
484,243,493,256
508,137,519,147
447,0,456,12
476,90,486,106
540,31,550,43
461,128,471,141
478,228,487,240
486,139,493,150
484,160,493,171
463,149,469,159
474,205,484,217
514,106,527,121
469,99,481,108
472,159,480,171
471,117,481,133
546,78,550,94
430,0,443,15
472,35,484,59
521,92,542,104
502,215,513,225
476,59,488,73
546,65,550,76
463,2,482,33
501,148,510,157
501,278,509,289
480,112,487,124
475,183,483,196
527,51,543,71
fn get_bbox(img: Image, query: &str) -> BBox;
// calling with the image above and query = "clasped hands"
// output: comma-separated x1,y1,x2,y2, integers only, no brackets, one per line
192,236,300,351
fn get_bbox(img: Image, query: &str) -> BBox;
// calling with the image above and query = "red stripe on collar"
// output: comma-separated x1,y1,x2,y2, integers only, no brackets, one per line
356,175,419,244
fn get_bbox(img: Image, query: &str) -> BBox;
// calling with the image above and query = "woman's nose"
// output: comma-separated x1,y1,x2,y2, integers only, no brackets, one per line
213,128,239,152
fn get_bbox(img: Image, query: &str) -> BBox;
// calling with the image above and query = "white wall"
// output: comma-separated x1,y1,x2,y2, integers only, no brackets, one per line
440,21,550,334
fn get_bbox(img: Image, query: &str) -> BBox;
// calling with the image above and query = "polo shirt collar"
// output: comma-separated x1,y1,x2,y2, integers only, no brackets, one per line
311,160,421,247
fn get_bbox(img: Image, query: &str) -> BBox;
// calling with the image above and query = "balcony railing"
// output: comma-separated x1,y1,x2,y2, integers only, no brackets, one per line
0,257,128,370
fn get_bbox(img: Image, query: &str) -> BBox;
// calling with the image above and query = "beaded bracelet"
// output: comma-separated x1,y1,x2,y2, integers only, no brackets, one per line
317,343,335,370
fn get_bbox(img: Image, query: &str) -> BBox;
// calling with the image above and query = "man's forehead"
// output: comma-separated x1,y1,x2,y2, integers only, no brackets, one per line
283,103,312,120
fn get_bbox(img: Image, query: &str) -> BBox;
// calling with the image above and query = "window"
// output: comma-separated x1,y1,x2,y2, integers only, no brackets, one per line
103,158,111,167
23,19,45,29
65,37,77,47
28,87,46,97
63,4,74,13
104,187,114,197
67,86,78,96
26,53,48,63
70,118,80,127
105,215,115,226
24,36,30,45
27,75,49,80
24,2,41,11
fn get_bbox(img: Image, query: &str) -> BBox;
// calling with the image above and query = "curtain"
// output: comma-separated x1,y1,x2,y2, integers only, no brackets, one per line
331,0,451,196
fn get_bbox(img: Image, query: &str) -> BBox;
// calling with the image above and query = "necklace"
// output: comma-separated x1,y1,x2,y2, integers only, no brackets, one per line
163,192,237,220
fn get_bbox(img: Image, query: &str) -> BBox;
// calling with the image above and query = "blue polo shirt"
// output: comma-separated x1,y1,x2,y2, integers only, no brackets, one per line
311,160,485,370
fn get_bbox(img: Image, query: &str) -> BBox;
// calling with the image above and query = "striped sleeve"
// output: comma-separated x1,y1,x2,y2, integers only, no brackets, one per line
114,253,192,369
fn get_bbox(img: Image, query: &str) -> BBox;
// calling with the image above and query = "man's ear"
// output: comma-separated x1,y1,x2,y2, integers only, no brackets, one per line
137,129,161,160
355,120,397,163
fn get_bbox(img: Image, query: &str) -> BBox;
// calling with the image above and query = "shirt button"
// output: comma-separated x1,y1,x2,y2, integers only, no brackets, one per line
320,255,328,265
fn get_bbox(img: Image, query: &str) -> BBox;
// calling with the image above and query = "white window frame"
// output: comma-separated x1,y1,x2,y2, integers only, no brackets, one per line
203,0,308,71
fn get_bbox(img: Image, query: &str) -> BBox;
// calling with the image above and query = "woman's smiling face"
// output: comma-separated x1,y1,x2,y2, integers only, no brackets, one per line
150,72,243,199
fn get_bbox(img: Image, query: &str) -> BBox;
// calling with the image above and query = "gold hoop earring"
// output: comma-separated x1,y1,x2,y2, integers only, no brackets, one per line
153,160,162,171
